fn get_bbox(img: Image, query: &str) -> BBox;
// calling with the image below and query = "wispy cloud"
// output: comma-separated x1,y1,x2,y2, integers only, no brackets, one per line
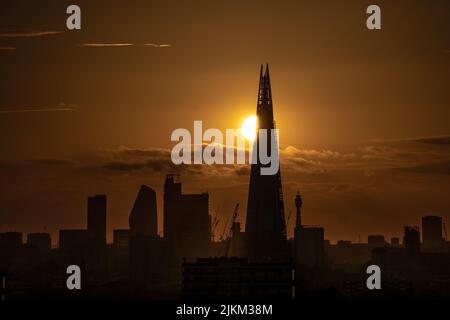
0,104,78,114
81,43,172,48
144,43,172,48
0,46,16,50
82,43,134,47
0,30,63,37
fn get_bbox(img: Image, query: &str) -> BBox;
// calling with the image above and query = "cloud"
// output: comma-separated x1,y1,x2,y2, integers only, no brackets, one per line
81,43,134,47
144,43,172,48
100,146,203,175
398,160,450,175
411,136,450,145
12,133,449,182
80,43,172,48
370,135,450,146
0,30,63,37
0,104,78,114
0,46,16,50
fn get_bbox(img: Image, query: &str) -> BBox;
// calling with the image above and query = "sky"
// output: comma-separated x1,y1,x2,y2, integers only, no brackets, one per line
0,0,449,244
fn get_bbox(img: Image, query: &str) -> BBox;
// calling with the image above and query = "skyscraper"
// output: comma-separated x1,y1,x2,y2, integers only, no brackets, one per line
87,194,107,278
164,174,211,259
422,216,443,253
129,185,161,287
245,65,288,261
293,193,325,268
87,194,107,247
129,184,158,238
404,226,420,256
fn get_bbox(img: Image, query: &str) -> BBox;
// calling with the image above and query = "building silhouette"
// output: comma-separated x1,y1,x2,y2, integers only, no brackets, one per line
128,185,164,287
404,226,420,256
0,232,22,251
164,174,211,261
367,235,387,248
422,216,443,253
245,64,288,262
26,233,51,252
129,185,158,238
110,229,130,279
293,193,325,269
113,229,130,248
87,194,107,247
390,237,400,247
59,229,87,263
87,194,107,279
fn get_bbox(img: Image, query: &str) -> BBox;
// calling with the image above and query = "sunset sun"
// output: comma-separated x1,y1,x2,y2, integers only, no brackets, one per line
241,115,257,141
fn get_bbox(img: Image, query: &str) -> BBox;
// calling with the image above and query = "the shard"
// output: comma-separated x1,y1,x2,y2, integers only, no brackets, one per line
245,65,288,261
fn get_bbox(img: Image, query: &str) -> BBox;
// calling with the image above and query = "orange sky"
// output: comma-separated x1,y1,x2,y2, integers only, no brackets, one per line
0,0,449,244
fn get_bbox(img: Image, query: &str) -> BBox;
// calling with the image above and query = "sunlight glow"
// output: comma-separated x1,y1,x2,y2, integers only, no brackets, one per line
241,115,257,141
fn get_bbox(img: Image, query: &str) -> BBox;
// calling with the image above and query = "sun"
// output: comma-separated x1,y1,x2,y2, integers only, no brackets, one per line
241,115,257,141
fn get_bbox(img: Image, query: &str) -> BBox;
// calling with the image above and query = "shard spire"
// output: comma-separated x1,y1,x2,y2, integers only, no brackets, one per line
245,64,288,262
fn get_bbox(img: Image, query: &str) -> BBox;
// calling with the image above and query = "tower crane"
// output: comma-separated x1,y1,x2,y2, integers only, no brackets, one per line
224,203,239,257
443,222,448,241
211,206,220,241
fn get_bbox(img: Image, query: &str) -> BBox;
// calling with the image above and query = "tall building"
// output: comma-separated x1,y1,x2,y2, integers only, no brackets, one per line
87,194,107,247
404,226,420,256
164,174,211,260
129,185,158,238
294,193,324,269
87,194,107,279
295,227,325,268
128,185,163,287
422,216,443,253
245,65,288,261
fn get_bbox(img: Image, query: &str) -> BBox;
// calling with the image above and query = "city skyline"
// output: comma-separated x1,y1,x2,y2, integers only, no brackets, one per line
1,0,450,245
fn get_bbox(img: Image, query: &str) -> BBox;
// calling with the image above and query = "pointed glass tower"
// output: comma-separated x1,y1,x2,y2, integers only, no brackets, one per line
245,65,288,261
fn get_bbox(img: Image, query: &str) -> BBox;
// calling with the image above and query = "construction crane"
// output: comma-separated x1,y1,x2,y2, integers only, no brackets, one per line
220,216,230,241
443,222,448,241
211,206,220,241
224,203,239,257
286,209,292,230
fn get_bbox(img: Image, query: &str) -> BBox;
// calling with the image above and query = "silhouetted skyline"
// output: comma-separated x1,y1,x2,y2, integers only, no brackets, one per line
0,1,450,251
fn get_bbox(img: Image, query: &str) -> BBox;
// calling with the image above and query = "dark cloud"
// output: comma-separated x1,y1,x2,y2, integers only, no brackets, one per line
113,147,171,158
234,166,250,177
398,160,450,175
103,161,145,171
413,136,450,145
